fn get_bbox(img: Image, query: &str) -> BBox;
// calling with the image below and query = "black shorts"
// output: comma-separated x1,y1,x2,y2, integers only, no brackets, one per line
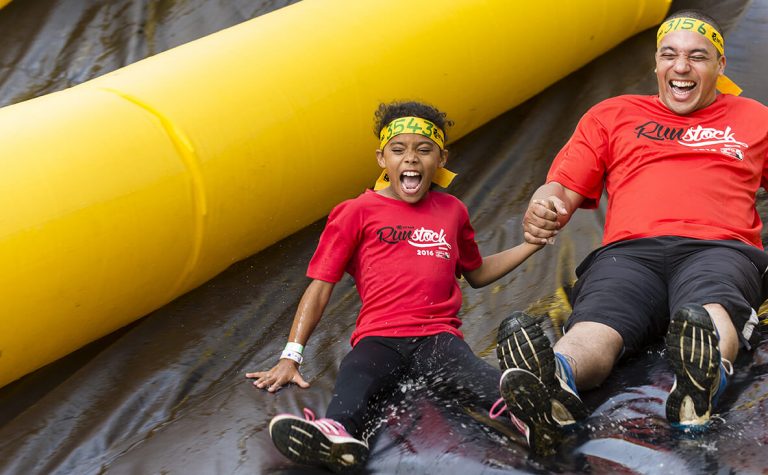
566,236,768,356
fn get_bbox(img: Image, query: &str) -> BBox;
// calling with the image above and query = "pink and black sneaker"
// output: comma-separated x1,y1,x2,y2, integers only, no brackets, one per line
269,408,369,473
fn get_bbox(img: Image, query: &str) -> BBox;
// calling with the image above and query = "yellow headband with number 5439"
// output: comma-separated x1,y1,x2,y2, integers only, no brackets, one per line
374,116,456,190
656,17,742,96
379,116,445,150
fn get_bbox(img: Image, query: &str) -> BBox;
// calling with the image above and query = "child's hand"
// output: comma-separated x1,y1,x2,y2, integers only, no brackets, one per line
245,359,310,392
524,197,566,245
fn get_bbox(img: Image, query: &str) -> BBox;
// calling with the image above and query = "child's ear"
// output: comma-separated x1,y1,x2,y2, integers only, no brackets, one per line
376,149,385,168
439,149,449,168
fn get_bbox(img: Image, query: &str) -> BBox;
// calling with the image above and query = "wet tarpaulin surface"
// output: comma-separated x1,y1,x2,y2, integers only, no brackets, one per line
1,0,768,473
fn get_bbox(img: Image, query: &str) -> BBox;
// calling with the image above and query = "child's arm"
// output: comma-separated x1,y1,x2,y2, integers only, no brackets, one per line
462,241,542,288
245,278,334,392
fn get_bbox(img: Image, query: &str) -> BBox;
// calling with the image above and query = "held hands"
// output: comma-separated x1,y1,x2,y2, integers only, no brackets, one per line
245,358,310,393
523,197,568,245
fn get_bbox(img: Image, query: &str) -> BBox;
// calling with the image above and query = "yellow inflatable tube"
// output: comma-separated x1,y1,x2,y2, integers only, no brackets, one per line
0,0,671,388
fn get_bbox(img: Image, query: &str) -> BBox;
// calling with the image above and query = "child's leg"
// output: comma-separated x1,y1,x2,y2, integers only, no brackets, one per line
269,337,408,472
325,336,410,438
411,333,501,411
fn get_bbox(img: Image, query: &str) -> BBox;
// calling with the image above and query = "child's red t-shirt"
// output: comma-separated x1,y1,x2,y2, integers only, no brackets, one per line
547,94,768,248
307,190,483,346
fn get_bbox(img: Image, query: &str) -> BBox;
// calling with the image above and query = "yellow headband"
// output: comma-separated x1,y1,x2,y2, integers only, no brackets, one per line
656,17,742,96
379,116,445,150
374,116,456,191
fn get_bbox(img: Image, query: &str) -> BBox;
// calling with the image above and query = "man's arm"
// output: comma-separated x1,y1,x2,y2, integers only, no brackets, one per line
523,181,585,245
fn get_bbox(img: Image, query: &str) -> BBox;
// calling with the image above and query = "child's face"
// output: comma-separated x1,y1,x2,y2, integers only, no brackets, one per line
375,133,447,204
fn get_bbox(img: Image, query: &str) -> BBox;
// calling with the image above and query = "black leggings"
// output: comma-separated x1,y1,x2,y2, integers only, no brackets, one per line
325,332,502,439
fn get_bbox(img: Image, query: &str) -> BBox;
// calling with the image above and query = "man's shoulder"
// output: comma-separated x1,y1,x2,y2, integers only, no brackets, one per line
720,94,768,114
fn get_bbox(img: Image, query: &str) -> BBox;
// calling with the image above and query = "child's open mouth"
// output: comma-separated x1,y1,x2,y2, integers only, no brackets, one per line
401,170,422,194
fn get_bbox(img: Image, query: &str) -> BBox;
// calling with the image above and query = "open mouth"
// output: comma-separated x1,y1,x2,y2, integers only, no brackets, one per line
400,170,423,194
669,79,696,96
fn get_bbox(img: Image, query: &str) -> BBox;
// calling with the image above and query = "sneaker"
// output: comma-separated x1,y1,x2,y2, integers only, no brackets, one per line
496,311,587,425
269,408,369,473
496,368,562,455
665,304,723,427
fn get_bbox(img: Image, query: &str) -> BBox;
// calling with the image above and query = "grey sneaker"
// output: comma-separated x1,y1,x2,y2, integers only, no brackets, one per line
496,311,587,426
665,304,723,427
496,312,588,455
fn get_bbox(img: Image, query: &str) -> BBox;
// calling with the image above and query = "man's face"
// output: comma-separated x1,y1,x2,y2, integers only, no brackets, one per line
655,29,725,115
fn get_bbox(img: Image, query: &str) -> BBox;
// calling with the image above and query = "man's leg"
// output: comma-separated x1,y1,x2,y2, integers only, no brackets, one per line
704,303,738,363
666,242,763,426
496,239,668,453
552,321,623,389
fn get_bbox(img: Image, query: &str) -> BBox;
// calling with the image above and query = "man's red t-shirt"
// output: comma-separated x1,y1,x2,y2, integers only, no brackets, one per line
307,190,483,346
548,94,768,248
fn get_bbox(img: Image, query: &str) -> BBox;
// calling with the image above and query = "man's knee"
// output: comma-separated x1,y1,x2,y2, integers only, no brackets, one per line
554,321,623,389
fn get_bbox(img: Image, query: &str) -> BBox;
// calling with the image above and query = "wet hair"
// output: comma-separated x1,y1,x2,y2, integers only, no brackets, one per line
663,9,724,55
373,101,453,142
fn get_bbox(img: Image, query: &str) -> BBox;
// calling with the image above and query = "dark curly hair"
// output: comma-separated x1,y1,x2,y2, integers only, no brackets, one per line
373,101,453,143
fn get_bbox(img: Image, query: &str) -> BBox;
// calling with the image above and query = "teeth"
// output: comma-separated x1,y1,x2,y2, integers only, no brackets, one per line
671,80,695,88
402,171,420,176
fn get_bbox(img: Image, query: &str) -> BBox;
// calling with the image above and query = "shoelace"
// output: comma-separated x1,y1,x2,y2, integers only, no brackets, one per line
489,397,530,437
489,398,507,420
302,408,348,436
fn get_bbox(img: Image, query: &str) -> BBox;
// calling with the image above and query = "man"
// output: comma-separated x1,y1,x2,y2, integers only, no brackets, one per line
496,9,768,454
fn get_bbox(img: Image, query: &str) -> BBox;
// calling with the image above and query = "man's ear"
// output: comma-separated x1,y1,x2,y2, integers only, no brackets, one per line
376,149,385,168
717,54,726,76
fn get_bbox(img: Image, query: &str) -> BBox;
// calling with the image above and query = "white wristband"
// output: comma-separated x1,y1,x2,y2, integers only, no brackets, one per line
285,342,304,354
280,349,303,365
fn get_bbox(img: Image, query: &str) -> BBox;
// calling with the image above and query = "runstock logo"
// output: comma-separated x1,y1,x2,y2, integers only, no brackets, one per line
634,121,748,159
376,225,451,249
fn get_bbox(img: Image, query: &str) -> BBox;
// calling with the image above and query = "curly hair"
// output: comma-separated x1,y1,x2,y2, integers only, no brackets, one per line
373,101,453,143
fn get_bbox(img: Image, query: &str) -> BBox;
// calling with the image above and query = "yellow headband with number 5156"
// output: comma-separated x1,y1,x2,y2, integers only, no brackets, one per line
656,17,742,96
374,116,456,190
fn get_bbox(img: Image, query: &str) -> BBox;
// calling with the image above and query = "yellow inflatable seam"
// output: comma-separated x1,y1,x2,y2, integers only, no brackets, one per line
100,87,208,297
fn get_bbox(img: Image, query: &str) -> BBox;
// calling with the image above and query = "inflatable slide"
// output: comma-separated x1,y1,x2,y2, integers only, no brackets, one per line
0,0,670,388
2,0,768,473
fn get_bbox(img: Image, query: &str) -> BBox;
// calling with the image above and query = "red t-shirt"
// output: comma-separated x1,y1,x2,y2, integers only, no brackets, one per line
548,94,768,248
307,190,483,346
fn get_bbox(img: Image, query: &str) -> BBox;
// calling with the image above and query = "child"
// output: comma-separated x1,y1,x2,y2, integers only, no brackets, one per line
246,101,541,472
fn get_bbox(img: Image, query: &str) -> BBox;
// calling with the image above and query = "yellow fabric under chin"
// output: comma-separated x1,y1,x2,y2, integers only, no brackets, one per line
716,74,742,96
374,168,457,191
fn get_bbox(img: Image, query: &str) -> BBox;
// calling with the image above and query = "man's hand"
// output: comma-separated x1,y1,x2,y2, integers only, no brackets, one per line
523,197,569,245
246,358,310,393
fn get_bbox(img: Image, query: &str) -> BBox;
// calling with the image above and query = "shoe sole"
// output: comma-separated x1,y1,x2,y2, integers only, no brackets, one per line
497,312,554,377
665,305,720,426
500,368,561,455
497,312,588,422
269,416,368,473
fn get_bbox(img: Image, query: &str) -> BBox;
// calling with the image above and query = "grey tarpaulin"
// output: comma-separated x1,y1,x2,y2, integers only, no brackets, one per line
1,0,767,473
